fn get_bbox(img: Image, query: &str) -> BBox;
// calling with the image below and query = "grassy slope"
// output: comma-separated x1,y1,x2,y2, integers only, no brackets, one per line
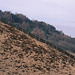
0,22,75,75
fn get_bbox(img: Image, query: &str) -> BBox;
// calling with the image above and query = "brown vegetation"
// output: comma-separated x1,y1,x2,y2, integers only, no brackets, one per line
0,22,75,75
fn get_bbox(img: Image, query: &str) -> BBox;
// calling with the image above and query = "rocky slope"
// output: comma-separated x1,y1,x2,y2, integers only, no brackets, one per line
0,22,75,75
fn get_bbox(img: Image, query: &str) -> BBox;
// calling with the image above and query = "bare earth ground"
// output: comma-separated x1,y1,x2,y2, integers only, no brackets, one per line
0,22,75,75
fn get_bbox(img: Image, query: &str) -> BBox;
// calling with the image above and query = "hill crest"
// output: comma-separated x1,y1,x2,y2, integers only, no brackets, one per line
0,10,75,53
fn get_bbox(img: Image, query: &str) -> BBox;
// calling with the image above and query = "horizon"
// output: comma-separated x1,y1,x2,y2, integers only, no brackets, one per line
0,0,75,37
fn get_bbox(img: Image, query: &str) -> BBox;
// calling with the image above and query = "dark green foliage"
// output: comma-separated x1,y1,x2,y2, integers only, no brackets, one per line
0,17,8,24
11,14,23,23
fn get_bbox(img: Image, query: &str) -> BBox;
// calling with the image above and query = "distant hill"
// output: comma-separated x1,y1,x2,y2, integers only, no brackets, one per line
0,22,75,75
0,10,75,53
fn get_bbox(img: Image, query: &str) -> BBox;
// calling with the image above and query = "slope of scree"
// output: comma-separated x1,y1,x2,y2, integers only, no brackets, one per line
0,22,75,75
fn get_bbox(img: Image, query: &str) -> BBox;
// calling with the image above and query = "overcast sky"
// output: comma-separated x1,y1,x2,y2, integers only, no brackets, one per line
0,0,75,37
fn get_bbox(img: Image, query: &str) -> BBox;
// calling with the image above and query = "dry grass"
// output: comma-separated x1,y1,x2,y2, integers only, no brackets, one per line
0,22,75,75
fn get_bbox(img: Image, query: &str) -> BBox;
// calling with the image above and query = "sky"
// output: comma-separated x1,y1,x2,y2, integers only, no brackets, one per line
0,0,75,37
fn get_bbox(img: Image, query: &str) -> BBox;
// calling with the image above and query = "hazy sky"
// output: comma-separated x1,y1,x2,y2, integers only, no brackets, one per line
0,0,75,37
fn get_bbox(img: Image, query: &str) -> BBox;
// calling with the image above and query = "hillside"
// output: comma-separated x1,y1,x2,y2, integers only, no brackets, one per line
0,10,75,53
0,22,75,75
